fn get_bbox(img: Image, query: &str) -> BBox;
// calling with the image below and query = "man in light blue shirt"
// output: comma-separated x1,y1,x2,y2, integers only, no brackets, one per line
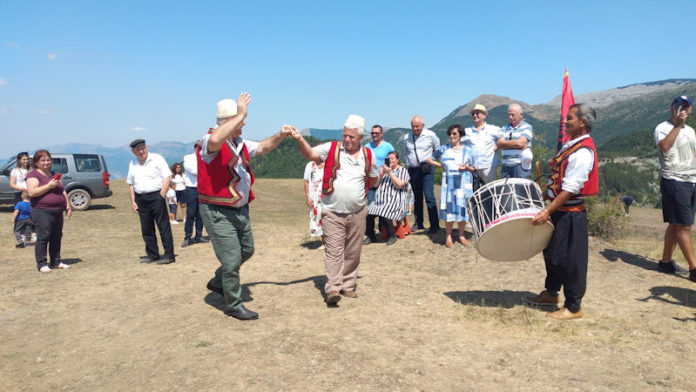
364,124,395,244
497,103,533,179
403,115,441,234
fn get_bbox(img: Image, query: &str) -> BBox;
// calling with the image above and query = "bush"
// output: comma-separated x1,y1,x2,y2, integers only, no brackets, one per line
586,197,627,241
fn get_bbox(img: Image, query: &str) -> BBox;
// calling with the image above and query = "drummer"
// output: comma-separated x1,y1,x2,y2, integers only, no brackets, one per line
527,103,598,321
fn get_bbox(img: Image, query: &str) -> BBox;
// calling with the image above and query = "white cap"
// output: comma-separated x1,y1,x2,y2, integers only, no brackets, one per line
343,114,365,133
521,148,533,170
217,99,237,119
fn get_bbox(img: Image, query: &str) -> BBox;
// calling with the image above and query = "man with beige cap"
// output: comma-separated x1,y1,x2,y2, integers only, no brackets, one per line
290,115,379,305
462,104,502,184
197,92,293,320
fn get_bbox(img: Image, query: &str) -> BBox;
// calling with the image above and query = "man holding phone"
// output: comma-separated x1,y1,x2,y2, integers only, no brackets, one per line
654,95,696,283
364,124,394,244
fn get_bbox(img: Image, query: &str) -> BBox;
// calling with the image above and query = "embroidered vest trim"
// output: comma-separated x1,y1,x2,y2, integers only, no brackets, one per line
546,137,599,201
321,142,373,196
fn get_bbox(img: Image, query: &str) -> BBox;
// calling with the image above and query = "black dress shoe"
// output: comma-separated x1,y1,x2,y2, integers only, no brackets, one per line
195,237,209,244
140,255,159,263
410,224,425,232
426,227,440,234
181,239,190,248
156,256,175,265
206,282,223,296
226,305,259,320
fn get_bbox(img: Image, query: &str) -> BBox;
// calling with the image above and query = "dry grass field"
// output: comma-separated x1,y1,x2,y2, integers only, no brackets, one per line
1,179,696,391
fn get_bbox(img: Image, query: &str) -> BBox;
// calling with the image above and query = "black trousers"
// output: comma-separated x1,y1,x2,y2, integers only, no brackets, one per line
408,166,439,230
183,187,203,240
543,210,588,313
366,214,396,240
32,208,63,270
135,191,174,259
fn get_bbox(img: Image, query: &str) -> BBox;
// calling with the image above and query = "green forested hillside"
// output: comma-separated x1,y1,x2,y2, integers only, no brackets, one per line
254,84,696,209
251,136,324,178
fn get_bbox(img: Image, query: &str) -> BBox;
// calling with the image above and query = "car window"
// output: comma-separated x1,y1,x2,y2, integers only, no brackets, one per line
52,158,69,174
74,154,101,172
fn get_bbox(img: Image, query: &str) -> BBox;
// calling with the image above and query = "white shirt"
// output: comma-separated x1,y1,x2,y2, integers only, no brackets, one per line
462,123,501,169
182,152,198,187
314,142,379,214
403,129,440,168
126,152,171,194
171,174,186,191
10,167,28,190
546,134,594,198
166,188,177,204
654,120,696,182
200,134,259,208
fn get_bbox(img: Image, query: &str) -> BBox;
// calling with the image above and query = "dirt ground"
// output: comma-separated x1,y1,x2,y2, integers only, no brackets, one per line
1,179,695,391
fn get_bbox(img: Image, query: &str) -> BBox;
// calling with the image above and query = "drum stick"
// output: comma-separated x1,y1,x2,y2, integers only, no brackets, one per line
535,161,542,189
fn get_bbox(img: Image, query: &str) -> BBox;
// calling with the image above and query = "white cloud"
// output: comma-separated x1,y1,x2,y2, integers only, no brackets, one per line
46,53,57,60
131,127,147,132
0,78,6,86
4,42,19,48
37,109,53,115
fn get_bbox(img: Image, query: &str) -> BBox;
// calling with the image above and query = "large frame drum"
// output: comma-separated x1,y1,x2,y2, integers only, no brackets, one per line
467,178,553,261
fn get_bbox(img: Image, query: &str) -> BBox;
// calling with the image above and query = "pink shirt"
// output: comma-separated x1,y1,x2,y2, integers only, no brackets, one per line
26,170,66,210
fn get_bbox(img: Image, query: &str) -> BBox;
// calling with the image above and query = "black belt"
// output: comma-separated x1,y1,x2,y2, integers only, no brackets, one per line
136,190,160,196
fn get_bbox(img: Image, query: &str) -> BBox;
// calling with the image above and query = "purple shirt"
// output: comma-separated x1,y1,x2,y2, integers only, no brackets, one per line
26,170,66,210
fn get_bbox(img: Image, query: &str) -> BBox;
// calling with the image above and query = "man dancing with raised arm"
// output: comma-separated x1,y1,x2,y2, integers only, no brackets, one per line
527,103,598,320
290,115,378,305
198,93,292,320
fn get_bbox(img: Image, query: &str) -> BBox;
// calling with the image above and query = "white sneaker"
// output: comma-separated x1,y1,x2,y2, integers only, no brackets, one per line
170,220,179,225
39,266,52,273
55,263,70,269
31,233,37,242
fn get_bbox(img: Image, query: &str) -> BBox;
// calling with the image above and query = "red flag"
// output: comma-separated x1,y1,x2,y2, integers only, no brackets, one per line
557,69,575,151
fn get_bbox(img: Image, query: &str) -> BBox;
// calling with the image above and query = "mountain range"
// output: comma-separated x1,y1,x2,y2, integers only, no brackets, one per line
11,78,696,184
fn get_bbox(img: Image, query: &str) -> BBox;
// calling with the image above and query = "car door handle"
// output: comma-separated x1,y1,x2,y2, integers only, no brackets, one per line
62,176,72,180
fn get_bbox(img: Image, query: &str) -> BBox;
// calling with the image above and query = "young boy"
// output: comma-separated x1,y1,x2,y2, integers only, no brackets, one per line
12,191,34,248
166,182,178,224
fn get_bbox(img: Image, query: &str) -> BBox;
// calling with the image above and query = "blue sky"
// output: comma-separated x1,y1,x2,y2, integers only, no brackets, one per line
1,0,695,158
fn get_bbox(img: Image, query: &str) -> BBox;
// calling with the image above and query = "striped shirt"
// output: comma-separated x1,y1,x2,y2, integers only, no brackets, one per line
367,166,410,220
499,120,533,166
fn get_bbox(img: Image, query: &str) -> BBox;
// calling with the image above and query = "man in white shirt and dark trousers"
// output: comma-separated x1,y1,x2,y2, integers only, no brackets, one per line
463,103,501,184
654,95,696,282
127,139,175,264
181,141,207,247
403,115,441,234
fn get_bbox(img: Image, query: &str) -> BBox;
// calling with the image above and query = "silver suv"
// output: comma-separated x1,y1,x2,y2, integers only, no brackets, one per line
0,153,113,211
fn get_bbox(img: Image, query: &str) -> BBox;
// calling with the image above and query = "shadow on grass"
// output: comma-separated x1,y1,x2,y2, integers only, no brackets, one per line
204,286,253,312
600,248,656,271
300,240,323,250
87,204,115,210
638,285,696,322
62,258,82,266
444,290,535,309
204,275,331,311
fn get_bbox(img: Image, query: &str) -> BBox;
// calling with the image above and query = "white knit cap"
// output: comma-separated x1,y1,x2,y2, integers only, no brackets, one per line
217,99,237,119
343,114,365,132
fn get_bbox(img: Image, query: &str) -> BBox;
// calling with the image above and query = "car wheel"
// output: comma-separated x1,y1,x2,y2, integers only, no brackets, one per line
68,189,91,211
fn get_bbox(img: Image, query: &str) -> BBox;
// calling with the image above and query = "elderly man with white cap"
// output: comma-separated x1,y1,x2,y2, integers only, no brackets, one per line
197,92,293,320
290,115,379,305
462,103,502,184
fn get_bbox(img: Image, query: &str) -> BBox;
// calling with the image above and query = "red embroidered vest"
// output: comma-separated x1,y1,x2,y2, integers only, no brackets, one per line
197,131,255,207
322,141,373,196
546,136,598,201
